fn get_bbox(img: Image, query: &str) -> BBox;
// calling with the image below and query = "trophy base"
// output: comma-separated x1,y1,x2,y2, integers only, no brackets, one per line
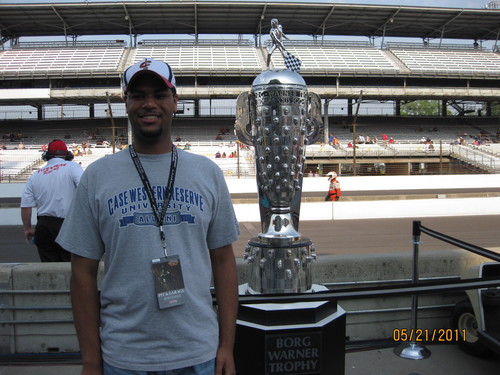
244,236,315,294
239,283,328,295
235,300,346,375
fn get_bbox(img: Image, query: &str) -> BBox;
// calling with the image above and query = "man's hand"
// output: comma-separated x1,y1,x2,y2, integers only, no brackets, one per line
215,346,236,375
23,228,35,244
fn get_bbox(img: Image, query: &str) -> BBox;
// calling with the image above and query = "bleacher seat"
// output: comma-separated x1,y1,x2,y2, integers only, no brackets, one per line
0,149,42,177
133,43,262,75
0,46,125,77
389,48,500,76
270,45,400,74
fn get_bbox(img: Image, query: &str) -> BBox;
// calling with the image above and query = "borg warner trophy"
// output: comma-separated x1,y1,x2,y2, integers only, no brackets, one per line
235,69,322,294
234,20,346,375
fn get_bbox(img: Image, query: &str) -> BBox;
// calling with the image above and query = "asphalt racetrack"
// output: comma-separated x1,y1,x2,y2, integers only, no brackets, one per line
2,215,499,262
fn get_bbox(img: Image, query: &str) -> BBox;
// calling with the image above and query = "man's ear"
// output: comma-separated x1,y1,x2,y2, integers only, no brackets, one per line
173,94,179,113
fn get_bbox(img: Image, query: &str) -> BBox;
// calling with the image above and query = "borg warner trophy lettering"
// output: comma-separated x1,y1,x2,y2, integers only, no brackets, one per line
266,334,321,374
235,67,322,294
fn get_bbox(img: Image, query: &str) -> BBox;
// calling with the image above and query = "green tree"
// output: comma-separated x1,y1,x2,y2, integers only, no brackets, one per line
400,100,452,116
487,101,500,116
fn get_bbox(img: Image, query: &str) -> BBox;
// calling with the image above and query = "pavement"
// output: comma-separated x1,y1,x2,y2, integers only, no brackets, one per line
0,343,499,374
2,215,500,262
1,216,500,375
1,183,499,374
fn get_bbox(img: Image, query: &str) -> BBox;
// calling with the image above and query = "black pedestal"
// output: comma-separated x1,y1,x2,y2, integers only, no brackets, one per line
235,300,346,375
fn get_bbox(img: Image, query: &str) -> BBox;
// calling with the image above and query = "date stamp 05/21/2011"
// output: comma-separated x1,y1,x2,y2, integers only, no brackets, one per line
393,328,467,343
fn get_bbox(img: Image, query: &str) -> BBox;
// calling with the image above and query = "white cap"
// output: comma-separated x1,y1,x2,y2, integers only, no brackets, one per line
327,171,337,178
122,58,176,94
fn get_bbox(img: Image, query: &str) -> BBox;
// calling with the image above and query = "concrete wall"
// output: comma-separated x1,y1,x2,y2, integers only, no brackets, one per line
3,174,500,225
0,248,494,353
1,174,499,353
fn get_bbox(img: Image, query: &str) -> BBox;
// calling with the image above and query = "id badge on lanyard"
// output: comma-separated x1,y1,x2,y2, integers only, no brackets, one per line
130,145,186,309
152,255,186,309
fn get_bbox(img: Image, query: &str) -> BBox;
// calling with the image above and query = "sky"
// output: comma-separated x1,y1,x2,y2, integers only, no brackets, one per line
0,0,495,9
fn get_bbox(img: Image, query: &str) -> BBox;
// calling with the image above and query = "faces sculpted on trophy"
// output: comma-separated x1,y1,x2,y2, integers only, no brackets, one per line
235,69,322,293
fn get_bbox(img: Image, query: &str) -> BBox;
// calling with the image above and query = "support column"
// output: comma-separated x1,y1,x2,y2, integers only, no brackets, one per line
194,99,200,117
441,100,447,117
323,99,331,144
486,101,492,117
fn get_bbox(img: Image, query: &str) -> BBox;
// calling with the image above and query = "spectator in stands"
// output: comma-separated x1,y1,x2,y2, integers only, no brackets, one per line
333,136,340,149
325,171,341,201
374,162,386,175
328,133,334,146
56,58,239,375
20,139,83,262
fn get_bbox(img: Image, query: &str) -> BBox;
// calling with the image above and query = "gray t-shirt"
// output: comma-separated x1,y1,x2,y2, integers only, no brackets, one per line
57,147,239,371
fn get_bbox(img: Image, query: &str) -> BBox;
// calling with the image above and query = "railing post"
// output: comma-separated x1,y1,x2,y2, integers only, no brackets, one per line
394,220,431,360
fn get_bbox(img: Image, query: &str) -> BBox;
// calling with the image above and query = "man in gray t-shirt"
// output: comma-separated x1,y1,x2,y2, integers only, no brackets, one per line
57,58,239,375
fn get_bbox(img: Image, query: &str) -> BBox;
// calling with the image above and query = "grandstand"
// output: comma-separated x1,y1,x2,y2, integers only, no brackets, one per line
388,44,500,77
0,43,126,77
1,1,500,180
3,40,500,84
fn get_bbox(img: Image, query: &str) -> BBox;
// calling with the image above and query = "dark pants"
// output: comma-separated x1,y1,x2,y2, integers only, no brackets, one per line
34,216,71,262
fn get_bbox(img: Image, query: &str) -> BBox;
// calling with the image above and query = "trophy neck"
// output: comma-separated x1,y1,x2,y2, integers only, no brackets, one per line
259,210,300,240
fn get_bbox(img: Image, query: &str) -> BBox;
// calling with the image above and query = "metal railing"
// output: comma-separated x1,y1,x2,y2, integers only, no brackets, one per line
450,144,500,172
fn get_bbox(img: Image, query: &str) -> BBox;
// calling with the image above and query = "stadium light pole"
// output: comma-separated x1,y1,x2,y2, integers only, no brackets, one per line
105,92,117,154
352,90,363,176
323,99,331,144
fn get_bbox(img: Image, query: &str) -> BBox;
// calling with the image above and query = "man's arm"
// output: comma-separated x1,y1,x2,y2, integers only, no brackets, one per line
70,254,103,375
20,207,35,244
210,244,238,375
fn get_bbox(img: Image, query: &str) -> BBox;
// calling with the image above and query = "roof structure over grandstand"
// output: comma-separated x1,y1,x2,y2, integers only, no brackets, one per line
0,1,500,108
1,1,500,45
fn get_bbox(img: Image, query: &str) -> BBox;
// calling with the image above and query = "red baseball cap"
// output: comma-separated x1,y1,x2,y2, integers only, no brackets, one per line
48,139,68,154
122,58,176,94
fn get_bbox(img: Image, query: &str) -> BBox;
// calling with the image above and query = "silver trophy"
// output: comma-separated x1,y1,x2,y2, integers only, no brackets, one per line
235,69,322,294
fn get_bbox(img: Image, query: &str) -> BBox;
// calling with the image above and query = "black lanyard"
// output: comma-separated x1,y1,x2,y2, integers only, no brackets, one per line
129,145,178,256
